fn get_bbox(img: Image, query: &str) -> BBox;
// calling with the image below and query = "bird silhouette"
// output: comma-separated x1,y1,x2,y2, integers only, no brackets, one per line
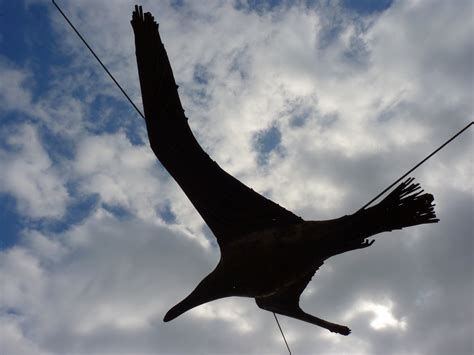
131,6,439,335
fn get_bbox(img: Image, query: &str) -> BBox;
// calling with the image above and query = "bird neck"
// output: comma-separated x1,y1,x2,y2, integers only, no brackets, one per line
164,264,231,321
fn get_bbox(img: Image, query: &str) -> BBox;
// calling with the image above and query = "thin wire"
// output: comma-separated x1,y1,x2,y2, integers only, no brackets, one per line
273,312,292,355
51,0,145,120
360,121,473,210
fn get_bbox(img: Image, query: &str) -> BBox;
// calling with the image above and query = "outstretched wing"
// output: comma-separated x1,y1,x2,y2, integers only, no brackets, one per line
131,6,302,246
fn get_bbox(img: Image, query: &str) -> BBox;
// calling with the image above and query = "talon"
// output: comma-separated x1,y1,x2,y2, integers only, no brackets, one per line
331,324,351,336
358,239,374,249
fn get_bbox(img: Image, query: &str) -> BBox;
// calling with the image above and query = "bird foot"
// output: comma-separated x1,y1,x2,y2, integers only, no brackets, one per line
360,239,375,248
329,323,351,336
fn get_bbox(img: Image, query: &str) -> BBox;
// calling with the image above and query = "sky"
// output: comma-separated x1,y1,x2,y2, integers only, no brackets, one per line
0,0,473,354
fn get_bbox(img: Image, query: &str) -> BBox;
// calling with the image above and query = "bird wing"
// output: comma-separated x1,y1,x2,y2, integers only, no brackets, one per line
131,6,302,246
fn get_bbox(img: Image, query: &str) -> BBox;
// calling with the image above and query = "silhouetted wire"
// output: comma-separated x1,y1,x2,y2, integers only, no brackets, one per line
273,312,292,354
51,0,145,120
360,121,473,211
51,2,473,354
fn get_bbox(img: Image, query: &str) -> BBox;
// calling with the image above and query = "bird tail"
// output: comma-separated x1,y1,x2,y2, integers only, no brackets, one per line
363,177,439,235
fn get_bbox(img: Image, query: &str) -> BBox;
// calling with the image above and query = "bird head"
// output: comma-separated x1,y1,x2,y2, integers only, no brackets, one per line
163,264,233,322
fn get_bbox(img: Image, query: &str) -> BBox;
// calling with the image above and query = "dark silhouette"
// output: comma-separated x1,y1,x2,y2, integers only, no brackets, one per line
131,6,438,335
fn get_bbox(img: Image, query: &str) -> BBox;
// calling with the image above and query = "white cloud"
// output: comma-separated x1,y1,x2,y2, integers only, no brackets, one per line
0,314,47,355
0,124,70,219
0,59,34,116
72,131,211,244
345,299,407,331
0,209,275,354
74,132,162,218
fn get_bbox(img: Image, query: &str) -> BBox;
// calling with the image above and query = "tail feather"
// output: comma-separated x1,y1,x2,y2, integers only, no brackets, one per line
371,177,439,232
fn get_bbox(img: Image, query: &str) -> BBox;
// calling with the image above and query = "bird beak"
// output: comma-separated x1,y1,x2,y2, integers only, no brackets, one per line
163,288,221,322
163,295,197,322
163,302,185,322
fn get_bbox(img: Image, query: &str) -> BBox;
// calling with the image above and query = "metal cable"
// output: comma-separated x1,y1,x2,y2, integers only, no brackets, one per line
273,312,292,354
360,121,473,210
51,0,145,120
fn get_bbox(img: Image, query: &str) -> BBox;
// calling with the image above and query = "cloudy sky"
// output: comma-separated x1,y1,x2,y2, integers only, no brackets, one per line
0,0,473,354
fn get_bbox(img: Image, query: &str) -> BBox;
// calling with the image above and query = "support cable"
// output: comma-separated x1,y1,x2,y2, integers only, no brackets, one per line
51,2,473,354
273,312,292,355
51,0,145,120
360,121,473,210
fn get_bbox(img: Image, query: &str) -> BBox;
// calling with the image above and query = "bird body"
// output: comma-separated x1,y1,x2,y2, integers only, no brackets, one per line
219,217,352,297
131,6,438,335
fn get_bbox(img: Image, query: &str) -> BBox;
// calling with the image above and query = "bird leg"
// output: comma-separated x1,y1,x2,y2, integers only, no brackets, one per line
256,299,351,335
289,309,351,336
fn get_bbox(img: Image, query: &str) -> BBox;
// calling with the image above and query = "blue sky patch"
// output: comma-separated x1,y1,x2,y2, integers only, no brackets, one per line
0,2,69,100
234,0,287,14
342,0,393,14
86,94,146,145
102,202,131,220
235,0,393,16
193,64,209,85
170,0,185,10
159,202,177,224
0,194,22,249
26,192,99,236
288,105,313,127
190,63,212,107
253,124,283,164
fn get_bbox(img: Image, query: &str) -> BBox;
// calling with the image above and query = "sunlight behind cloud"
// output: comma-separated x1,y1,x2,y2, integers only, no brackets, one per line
346,299,407,331
75,304,155,334
193,300,254,334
